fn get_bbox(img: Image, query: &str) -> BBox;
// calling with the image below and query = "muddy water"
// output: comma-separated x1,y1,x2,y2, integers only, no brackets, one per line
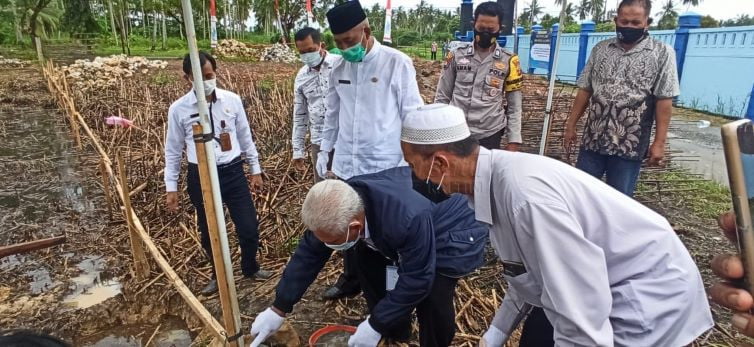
63,256,122,309
80,316,192,347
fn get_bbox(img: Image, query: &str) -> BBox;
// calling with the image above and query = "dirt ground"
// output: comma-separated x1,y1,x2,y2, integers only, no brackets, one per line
0,57,748,347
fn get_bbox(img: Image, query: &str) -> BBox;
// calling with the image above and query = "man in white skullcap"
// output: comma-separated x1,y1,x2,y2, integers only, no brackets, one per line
400,104,713,346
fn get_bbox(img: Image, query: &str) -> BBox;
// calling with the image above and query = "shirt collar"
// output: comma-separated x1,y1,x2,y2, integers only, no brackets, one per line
468,147,494,225
362,39,382,64
185,87,224,105
608,35,654,53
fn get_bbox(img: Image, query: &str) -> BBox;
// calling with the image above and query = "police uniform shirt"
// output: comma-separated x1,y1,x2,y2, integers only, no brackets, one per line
164,88,262,192
435,44,523,142
471,147,713,346
319,39,424,179
292,52,341,159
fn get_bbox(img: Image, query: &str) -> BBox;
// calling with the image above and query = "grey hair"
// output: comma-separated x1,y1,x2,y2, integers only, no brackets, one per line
301,180,364,236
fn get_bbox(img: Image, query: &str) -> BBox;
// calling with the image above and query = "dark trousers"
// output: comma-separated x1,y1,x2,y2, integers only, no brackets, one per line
478,129,504,150
186,160,260,277
519,307,555,346
575,149,642,197
353,242,458,346
431,51,437,60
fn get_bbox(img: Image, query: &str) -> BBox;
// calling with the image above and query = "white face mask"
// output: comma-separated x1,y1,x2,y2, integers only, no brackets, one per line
325,223,360,251
300,51,323,68
202,79,216,96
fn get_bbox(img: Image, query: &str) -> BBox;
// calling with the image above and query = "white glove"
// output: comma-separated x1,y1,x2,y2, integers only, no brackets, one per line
249,307,285,347
348,318,382,347
480,326,506,347
316,150,330,178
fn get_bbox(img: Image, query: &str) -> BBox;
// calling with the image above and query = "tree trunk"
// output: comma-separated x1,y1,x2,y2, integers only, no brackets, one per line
161,2,167,50
28,0,51,45
141,0,147,37
224,0,232,39
151,10,158,50
11,0,23,43
115,0,129,54
107,0,118,44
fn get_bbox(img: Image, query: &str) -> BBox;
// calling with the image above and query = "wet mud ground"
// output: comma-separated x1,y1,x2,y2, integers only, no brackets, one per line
0,67,194,346
0,61,750,347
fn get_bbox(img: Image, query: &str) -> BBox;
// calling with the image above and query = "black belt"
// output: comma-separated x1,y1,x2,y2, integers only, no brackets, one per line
188,156,243,170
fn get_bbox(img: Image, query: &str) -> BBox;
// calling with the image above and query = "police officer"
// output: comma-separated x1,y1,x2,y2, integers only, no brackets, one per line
435,1,523,151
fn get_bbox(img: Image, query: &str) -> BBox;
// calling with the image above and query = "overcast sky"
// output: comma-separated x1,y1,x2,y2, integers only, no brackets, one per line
359,0,754,22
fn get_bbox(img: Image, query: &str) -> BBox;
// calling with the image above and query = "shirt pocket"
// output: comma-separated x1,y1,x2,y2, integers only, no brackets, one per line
454,71,475,99
481,75,504,102
215,106,237,129
503,271,542,305
302,79,321,100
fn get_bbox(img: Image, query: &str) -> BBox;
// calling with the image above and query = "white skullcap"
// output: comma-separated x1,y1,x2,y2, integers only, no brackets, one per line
401,104,470,145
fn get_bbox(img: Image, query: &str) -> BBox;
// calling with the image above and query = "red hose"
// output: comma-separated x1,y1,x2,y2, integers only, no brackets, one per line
308,325,357,347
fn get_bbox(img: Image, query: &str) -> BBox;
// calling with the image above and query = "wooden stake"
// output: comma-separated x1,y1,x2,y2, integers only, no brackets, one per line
100,158,114,216
192,123,242,347
0,236,66,258
117,151,151,279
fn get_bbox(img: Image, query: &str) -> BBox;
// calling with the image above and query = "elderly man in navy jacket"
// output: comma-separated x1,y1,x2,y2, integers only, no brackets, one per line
248,167,487,347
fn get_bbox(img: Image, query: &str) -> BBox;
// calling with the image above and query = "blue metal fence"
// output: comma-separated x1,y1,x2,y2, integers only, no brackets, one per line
499,14,754,119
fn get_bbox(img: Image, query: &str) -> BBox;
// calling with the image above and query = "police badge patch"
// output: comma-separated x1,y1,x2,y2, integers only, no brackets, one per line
443,52,454,70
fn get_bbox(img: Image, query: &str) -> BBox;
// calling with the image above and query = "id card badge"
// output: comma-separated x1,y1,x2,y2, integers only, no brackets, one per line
386,265,399,291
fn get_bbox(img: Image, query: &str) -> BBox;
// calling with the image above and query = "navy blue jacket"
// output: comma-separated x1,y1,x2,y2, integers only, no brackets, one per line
272,167,487,334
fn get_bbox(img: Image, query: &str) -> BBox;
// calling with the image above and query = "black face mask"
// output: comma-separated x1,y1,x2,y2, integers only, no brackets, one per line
474,30,500,49
616,26,647,44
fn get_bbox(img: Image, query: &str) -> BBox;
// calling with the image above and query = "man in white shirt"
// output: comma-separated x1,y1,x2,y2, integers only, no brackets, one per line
316,0,424,300
292,27,340,183
164,52,271,296
399,104,713,346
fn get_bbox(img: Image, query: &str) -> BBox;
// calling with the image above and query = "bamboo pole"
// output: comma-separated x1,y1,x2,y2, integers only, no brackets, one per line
180,0,244,343
59,72,82,149
117,151,151,279
193,124,242,347
100,158,115,215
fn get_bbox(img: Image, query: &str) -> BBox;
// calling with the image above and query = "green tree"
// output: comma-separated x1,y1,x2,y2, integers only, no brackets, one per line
522,0,544,25
656,0,678,29
700,15,717,28
576,0,590,21
61,0,100,36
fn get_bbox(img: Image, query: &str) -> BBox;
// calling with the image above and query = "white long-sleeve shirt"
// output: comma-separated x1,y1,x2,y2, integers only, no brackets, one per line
470,147,712,346
292,53,341,159
164,88,262,192
319,40,424,179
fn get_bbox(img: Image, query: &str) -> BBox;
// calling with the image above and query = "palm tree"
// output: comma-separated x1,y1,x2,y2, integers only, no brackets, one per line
591,0,605,22
656,0,678,29
576,0,591,20
525,0,544,24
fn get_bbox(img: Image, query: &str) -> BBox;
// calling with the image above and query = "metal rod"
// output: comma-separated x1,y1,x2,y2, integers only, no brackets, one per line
179,0,243,344
538,0,569,155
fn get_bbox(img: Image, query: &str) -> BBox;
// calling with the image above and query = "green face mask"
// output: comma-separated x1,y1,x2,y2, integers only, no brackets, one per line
342,33,367,63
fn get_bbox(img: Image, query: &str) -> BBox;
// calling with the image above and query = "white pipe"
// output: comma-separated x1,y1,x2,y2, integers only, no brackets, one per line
513,0,519,53
538,0,569,156
179,0,243,344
